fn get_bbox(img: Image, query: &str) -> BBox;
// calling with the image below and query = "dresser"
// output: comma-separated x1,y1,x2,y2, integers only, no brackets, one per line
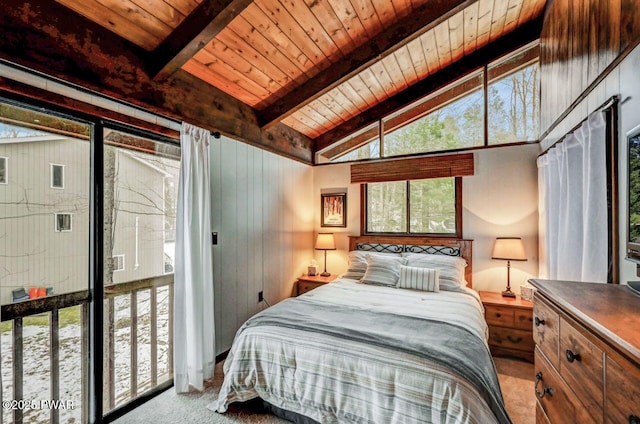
529,279,640,424
480,291,534,362
296,274,337,296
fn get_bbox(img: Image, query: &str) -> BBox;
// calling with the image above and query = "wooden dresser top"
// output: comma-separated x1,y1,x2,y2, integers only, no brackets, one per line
530,279,640,365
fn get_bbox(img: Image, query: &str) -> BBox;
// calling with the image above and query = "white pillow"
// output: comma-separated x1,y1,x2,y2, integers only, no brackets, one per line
343,250,401,280
402,253,467,291
398,265,439,292
360,255,405,287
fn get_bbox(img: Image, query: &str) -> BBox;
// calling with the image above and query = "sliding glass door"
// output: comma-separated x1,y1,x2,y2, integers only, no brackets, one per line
0,100,91,424
0,98,180,424
101,127,180,416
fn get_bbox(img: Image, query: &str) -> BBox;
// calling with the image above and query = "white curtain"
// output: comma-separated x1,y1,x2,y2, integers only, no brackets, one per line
174,122,215,393
537,111,607,282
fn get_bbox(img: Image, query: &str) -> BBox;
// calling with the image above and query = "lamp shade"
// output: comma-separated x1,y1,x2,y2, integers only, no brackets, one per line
491,237,527,261
315,233,336,250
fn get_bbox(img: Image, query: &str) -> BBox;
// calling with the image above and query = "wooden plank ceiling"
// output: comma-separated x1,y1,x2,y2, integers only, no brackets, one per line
50,0,546,156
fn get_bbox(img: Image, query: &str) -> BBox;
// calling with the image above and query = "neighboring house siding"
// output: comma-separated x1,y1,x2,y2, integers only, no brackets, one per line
110,151,166,284
0,137,90,304
0,137,170,304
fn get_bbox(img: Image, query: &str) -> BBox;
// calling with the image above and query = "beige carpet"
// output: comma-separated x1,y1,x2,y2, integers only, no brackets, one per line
114,358,535,423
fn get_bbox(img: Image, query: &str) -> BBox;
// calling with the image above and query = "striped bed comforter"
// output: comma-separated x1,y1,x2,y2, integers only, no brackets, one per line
212,279,510,424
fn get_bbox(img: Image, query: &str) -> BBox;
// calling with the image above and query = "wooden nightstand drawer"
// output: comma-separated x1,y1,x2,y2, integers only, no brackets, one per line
297,281,323,295
485,305,515,327
489,326,534,352
295,274,337,296
514,308,533,330
480,291,534,363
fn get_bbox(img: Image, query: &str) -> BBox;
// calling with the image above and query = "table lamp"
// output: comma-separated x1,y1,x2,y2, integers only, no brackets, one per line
492,237,527,298
315,233,336,277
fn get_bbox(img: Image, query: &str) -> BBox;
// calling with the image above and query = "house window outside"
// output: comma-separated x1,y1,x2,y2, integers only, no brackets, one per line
55,213,72,232
112,254,125,272
365,177,460,236
51,163,65,188
0,156,7,184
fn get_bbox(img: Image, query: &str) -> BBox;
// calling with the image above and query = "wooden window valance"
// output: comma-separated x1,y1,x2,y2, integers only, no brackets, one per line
350,153,474,184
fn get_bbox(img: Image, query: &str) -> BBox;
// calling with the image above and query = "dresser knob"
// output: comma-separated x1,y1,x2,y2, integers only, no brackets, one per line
535,372,554,398
565,349,581,363
535,317,545,327
630,415,640,424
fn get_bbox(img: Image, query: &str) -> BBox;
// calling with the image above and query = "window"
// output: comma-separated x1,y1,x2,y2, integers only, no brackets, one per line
55,212,72,232
327,43,540,163
112,255,125,272
51,163,65,188
487,62,539,144
0,156,7,184
384,73,485,157
365,177,461,236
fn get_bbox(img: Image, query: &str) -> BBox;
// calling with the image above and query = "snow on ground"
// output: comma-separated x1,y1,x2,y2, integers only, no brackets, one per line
1,288,171,424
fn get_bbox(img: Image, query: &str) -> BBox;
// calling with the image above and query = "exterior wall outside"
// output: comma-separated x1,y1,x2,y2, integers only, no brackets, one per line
0,136,173,304
110,151,167,284
312,143,540,295
540,44,640,285
210,136,314,355
0,137,90,304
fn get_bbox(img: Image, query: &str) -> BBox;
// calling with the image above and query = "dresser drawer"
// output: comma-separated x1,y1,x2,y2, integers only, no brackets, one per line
489,326,534,352
485,305,515,327
559,318,603,419
605,356,640,424
533,297,560,368
535,347,598,424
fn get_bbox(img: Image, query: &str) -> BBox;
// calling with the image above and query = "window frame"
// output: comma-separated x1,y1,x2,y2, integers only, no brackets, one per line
50,163,65,189
361,177,462,238
54,212,73,232
0,156,7,184
112,254,125,272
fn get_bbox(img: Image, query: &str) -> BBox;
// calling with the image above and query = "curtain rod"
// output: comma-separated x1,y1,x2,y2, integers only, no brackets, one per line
537,95,619,158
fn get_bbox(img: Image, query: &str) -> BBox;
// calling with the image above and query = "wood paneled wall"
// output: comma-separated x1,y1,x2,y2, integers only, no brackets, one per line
210,136,314,354
540,0,640,133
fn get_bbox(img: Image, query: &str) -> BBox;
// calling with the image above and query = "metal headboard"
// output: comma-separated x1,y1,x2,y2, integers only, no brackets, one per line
348,236,473,287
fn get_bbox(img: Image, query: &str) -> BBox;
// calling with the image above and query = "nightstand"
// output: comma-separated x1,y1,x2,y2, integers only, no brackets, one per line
296,274,337,296
479,291,534,363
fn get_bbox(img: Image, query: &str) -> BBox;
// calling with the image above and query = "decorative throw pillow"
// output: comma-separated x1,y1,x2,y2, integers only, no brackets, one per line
343,250,401,280
360,255,404,287
403,253,467,291
398,266,439,292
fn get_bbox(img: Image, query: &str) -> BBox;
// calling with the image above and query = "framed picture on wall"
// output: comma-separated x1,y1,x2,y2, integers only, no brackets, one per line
321,193,347,227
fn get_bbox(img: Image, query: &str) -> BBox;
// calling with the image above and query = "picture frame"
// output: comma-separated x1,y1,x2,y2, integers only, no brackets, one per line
321,192,347,227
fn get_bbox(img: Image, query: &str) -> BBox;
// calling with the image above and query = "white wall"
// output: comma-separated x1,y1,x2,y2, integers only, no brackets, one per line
312,144,540,294
210,136,314,354
464,144,539,293
540,44,640,285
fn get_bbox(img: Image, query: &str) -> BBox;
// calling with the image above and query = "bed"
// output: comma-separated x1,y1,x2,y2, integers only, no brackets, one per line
211,236,510,424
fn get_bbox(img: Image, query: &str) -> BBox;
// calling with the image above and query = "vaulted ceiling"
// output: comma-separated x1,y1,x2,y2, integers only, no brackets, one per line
0,0,546,164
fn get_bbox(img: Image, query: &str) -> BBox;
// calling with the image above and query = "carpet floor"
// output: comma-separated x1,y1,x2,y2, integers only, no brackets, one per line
114,357,535,423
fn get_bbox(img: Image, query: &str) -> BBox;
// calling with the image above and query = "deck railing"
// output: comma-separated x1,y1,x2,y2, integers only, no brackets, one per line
1,275,174,424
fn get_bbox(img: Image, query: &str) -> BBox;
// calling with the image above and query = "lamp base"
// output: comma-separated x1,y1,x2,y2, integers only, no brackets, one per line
501,289,516,298
320,271,331,277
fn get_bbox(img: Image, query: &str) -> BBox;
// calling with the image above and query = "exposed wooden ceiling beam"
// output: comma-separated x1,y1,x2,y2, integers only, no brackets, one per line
258,0,475,129
315,17,544,153
0,0,312,164
147,0,253,82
